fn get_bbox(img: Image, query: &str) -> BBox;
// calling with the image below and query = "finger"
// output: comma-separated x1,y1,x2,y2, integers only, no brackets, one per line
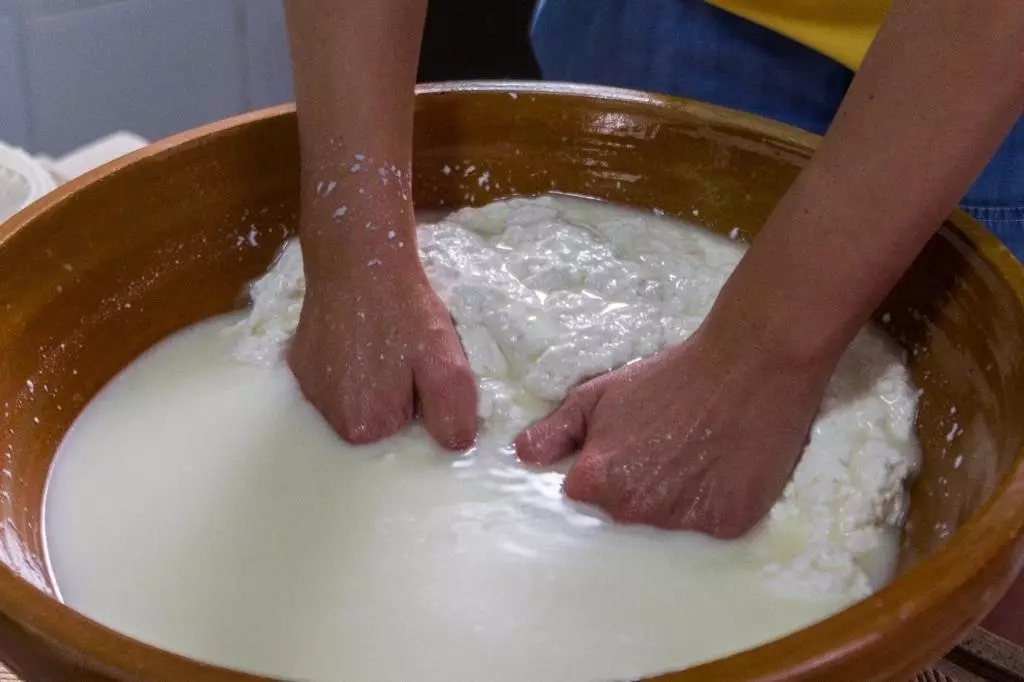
691,475,770,540
655,473,711,533
577,454,676,527
336,407,408,445
289,337,401,444
337,378,415,445
415,353,479,451
562,444,615,508
330,349,416,444
515,383,604,466
620,448,715,528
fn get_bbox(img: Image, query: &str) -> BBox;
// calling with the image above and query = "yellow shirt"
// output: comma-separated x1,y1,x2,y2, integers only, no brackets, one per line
707,0,892,70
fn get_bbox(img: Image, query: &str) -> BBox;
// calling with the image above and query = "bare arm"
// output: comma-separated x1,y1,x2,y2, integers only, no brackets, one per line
519,0,1024,535
284,0,478,450
711,0,1024,364
284,0,426,280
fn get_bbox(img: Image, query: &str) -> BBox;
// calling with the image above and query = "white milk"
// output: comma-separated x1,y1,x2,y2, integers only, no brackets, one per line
45,196,919,681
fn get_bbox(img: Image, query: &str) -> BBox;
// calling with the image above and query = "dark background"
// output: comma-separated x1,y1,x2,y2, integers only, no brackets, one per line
418,0,541,81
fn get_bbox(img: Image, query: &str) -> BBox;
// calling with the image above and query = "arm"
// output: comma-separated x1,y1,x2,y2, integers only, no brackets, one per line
517,0,1024,535
284,0,424,278
711,0,1024,364
284,0,478,449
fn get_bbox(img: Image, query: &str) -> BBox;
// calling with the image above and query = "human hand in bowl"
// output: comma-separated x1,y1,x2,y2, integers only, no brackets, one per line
514,317,834,538
288,200,478,452
284,0,477,449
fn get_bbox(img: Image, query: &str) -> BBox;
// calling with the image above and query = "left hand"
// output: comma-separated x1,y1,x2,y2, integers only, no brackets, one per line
514,322,834,538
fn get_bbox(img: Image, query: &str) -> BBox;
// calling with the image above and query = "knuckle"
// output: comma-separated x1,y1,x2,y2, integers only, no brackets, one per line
563,458,603,503
563,385,588,407
562,470,591,502
338,424,380,446
513,429,540,460
610,490,650,525
708,505,756,540
609,504,643,525
430,405,478,444
447,363,476,393
713,519,749,540
336,398,411,446
438,426,477,451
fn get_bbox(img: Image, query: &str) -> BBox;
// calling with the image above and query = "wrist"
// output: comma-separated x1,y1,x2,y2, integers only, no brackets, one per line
701,275,852,377
702,173,888,372
302,241,424,293
299,183,419,285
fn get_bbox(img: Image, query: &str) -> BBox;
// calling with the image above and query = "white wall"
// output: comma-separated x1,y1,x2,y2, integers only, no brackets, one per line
0,0,294,155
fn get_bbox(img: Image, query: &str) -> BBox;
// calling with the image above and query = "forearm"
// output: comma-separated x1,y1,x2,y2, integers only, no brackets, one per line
283,0,427,283
711,0,1024,362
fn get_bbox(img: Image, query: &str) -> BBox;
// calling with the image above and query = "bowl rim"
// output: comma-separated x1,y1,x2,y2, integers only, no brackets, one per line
0,80,1022,681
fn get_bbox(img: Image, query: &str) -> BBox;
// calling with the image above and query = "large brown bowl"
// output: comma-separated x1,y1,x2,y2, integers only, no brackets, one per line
0,82,1022,682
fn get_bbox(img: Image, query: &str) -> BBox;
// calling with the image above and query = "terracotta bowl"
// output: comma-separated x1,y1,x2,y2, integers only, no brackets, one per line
0,82,1022,682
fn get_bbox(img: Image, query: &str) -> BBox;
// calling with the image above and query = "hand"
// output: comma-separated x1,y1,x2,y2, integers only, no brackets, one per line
514,322,834,538
289,265,478,451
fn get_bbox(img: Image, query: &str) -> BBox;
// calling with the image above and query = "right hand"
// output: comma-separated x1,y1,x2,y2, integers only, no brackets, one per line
288,236,478,452
515,317,830,537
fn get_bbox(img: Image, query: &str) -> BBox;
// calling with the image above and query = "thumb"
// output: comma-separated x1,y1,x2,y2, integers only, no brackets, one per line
515,381,604,466
415,352,479,451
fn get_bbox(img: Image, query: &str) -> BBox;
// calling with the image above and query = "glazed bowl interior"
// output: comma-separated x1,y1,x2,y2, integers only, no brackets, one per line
0,82,1022,682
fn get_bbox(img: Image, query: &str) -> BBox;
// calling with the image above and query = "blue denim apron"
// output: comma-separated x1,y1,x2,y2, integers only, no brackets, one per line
531,0,1024,259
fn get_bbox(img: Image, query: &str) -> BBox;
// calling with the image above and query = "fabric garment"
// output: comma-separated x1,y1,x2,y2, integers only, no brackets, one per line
708,0,889,70
530,0,1024,259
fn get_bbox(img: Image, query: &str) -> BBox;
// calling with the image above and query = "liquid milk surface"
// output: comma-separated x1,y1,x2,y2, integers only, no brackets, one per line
46,196,921,682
